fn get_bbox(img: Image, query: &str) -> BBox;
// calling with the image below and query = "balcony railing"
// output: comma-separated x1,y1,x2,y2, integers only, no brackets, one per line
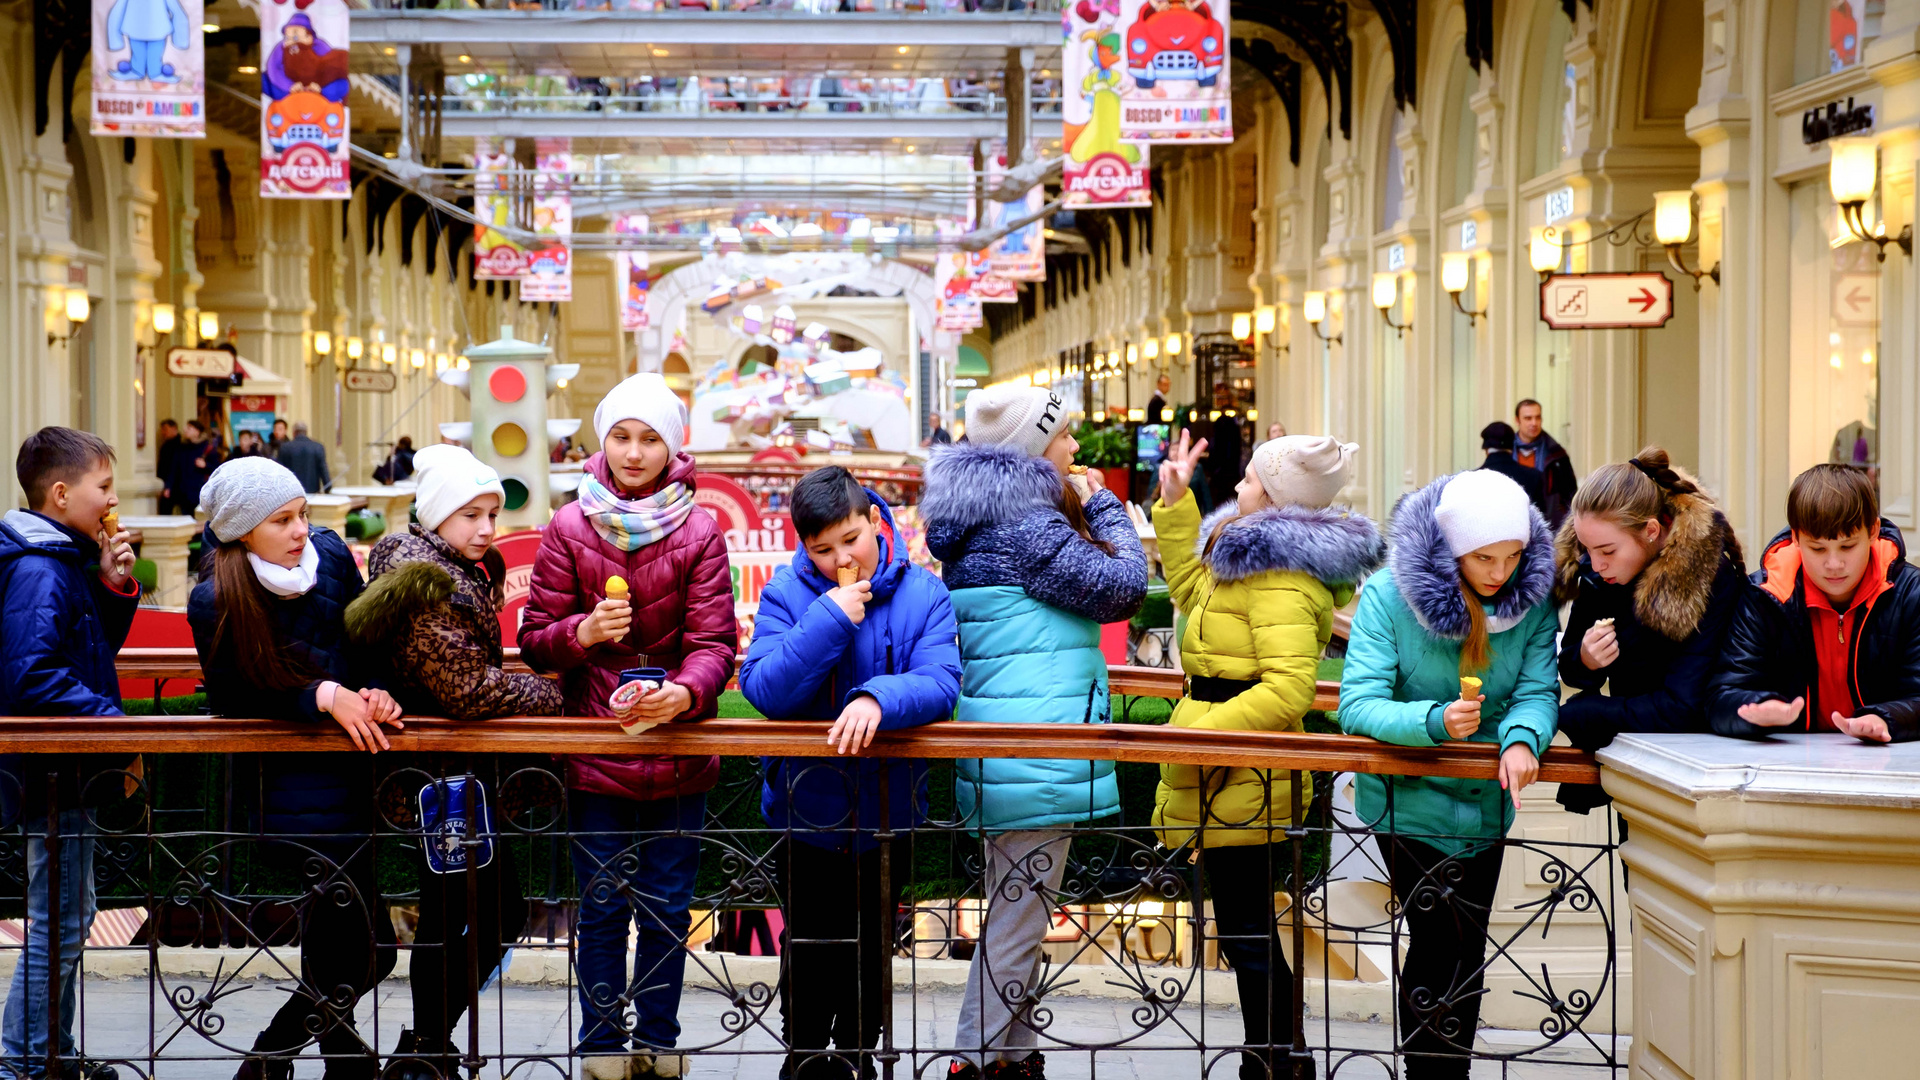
361,0,1060,14
0,710,1621,1079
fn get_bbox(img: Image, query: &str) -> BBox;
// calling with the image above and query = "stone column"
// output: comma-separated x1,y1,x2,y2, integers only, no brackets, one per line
1601,733,1920,1079
119,515,200,608
305,494,353,541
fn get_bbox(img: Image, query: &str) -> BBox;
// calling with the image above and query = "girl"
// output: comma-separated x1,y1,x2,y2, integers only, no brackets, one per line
186,457,405,1080
1153,431,1382,1080
344,444,563,1079
1553,448,1746,811
920,384,1148,1080
519,373,737,1080
1337,469,1558,1080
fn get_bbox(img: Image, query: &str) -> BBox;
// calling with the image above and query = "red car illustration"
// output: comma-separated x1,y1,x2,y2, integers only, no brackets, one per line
1126,0,1225,90
264,91,344,153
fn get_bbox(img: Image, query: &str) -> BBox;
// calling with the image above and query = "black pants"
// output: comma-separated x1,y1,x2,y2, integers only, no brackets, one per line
773,837,911,1080
1199,844,1312,1080
1375,835,1506,1080
250,846,397,1080
410,843,529,1045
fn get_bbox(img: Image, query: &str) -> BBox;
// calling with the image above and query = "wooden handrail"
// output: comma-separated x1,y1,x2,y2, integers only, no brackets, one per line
115,650,1338,709
0,716,1599,784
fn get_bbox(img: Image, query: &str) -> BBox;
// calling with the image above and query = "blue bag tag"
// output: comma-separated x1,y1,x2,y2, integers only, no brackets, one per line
418,775,496,874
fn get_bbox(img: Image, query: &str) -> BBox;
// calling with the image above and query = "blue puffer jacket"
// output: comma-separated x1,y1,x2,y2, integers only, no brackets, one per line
740,492,961,853
1338,475,1561,856
0,509,140,808
922,442,1148,832
189,527,378,840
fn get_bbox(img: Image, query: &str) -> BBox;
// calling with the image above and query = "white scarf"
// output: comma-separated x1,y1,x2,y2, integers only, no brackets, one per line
248,539,321,598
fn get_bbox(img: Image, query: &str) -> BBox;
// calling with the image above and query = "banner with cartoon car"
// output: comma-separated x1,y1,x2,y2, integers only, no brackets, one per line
91,0,205,137
1116,0,1232,143
616,212,650,330
987,152,1049,279
935,227,984,331
259,0,350,198
1062,0,1152,205
521,139,572,302
473,141,526,281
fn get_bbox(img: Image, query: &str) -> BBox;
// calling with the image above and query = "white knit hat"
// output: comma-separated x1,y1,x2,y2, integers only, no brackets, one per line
1251,436,1356,509
411,443,506,532
964,384,1072,459
201,457,308,543
1434,469,1534,557
593,373,688,454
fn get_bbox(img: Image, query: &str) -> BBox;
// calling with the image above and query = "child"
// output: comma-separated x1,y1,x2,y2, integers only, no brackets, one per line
519,373,737,1080
739,466,961,1080
344,444,563,1079
1709,464,1920,741
186,457,405,1080
1153,431,1381,1080
0,428,139,1080
1554,448,1747,810
920,385,1148,1080
1338,470,1558,1080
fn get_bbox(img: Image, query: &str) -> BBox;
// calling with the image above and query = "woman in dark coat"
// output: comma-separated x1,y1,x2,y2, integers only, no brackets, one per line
186,457,404,1080
1553,447,1747,811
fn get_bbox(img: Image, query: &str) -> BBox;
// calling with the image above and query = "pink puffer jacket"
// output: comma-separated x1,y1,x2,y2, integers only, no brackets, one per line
518,451,738,801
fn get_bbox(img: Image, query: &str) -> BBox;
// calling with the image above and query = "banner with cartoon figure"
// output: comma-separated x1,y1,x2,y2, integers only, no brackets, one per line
1116,0,1232,143
987,153,1048,280
522,139,572,302
935,228,984,331
473,141,526,281
92,0,205,137
1062,0,1151,205
616,213,650,330
259,0,349,197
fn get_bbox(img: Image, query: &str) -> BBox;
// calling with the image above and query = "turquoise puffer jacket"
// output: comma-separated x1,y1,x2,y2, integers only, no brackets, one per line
1337,475,1561,856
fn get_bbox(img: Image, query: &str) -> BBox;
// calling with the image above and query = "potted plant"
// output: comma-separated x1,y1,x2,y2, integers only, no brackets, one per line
1072,422,1134,497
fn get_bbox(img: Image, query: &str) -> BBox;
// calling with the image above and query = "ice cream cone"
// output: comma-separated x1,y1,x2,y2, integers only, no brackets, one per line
1459,676,1482,701
101,511,119,537
605,576,630,642
837,566,858,587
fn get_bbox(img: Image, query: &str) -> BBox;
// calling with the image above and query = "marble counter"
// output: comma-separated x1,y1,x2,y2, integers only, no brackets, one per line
1597,731,1920,808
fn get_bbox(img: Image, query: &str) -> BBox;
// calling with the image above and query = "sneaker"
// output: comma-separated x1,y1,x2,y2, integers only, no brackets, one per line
582,1056,629,1080
945,1063,982,1080
60,1063,120,1080
1008,1053,1045,1080
633,1053,688,1079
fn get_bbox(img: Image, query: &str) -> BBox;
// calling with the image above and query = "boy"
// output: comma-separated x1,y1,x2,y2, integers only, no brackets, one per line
739,467,961,1080
0,427,138,1080
1709,463,1920,742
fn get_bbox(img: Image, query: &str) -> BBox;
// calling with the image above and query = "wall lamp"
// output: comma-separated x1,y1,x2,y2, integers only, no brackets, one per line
1441,253,1485,324
1231,311,1253,341
1372,273,1410,337
1303,291,1341,345
48,287,91,346
197,309,220,344
151,302,176,339
1652,189,1721,288
1528,227,1563,281
1829,137,1913,261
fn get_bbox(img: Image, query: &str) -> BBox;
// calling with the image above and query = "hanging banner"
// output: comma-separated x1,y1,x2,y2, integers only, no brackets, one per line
92,0,205,137
615,213,651,330
1063,0,1152,205
935,235,984,331
522,139,573,302
259,0,351,198
473,141,526,281
987,155,1048,281
1116,0,1233,143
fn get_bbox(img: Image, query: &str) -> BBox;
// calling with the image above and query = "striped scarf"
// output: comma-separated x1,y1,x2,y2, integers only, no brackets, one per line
577,475,696,552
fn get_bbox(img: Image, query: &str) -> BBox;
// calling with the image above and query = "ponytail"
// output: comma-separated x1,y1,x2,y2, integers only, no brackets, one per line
1458,579,1491,676
1571,445,1697,536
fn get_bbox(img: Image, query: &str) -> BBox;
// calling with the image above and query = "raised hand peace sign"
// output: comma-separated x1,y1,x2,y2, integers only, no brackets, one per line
1157,428,1210,509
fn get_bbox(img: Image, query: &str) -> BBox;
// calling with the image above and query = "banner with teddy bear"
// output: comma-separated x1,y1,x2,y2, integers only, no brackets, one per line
259,0,351,199
91,0,206,137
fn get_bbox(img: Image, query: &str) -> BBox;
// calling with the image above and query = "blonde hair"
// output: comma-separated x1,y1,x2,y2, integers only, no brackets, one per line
1458,581,1490,676
1571,446,1698,536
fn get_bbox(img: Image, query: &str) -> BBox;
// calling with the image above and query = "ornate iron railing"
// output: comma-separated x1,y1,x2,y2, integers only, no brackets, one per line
0,714,1622,1080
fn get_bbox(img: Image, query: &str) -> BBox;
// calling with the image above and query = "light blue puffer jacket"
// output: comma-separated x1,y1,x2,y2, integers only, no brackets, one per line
923,442,1149,832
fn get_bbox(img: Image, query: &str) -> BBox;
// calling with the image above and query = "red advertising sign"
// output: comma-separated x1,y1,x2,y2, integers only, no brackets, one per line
494,528,546,644
694,472,796,553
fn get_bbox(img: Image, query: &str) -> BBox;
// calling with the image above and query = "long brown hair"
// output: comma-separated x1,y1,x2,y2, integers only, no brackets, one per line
207,541,323,691
1571,446,1699,536
1459,580,1490,676
1060,479,1115,555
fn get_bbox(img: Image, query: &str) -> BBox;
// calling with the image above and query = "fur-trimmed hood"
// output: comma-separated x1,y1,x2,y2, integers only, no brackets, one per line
1388,473,1556,639
1554,488,1746,641
919,440,1063,532
1199,502,1385,585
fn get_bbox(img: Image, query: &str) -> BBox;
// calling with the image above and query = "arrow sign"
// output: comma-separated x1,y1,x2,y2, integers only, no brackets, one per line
1538,272,1676,330
1835,273,1878,327
344,369,397,393
165,347,235,379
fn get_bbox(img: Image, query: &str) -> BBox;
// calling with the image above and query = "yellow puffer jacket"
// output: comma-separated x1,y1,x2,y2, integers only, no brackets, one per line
1150,491,1384,849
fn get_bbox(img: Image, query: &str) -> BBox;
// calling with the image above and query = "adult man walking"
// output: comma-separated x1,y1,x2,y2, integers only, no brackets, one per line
922,412,952,447
1478,421,1546,512
1513,399,1577,528
1146,373,1172,425
275,421,332,494
155,419,181,513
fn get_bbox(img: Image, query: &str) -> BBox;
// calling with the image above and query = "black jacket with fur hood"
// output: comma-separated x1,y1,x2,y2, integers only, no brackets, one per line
1552,484,1747,808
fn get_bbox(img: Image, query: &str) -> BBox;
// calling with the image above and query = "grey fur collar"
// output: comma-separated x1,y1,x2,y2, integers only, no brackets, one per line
1388,474,1556,639
919,441,1063,531
1198,503,1385,585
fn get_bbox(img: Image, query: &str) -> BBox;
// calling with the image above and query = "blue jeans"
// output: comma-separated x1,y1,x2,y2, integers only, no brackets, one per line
1,809,96,1078
569,789,706,1054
